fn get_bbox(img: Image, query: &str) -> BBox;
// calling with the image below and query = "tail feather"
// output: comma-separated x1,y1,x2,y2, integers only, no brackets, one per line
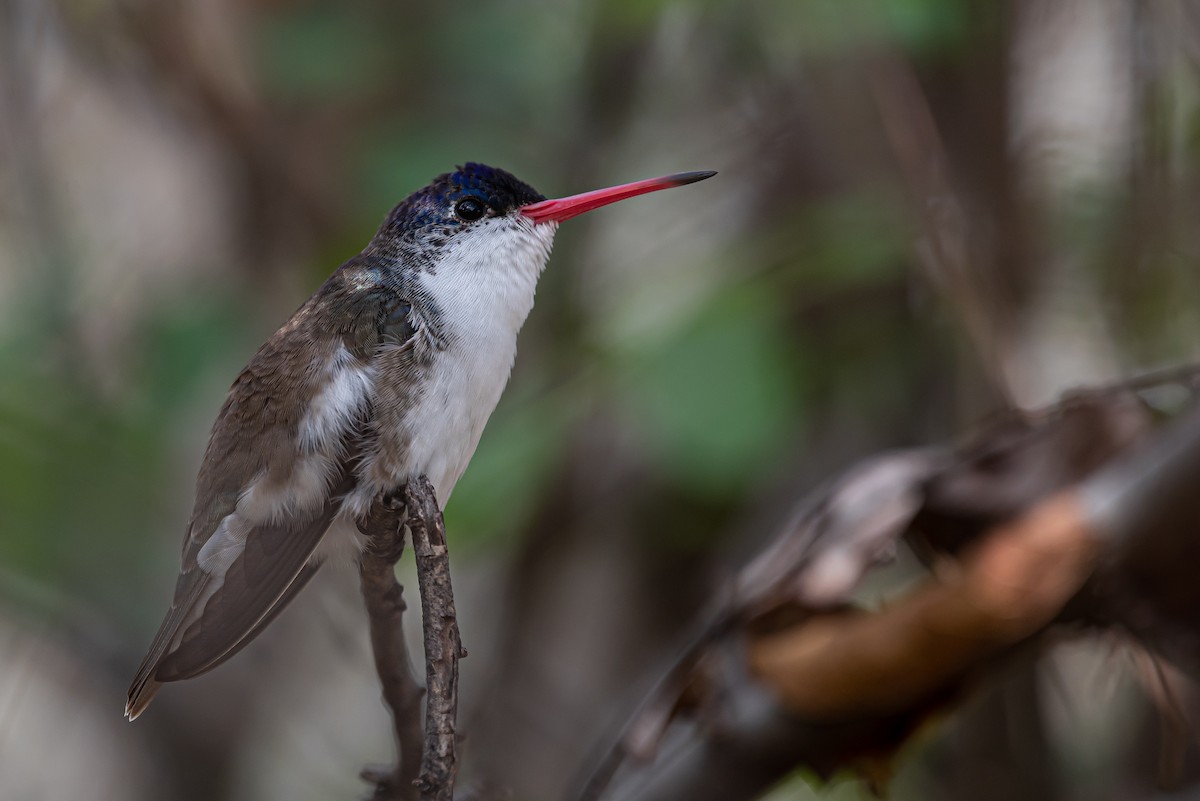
125,677,161,721
126,466,355,720
125,558,325,719
125,577,205,720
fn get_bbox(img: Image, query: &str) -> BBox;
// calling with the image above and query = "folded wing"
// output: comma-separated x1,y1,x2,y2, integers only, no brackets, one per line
126,262,412,719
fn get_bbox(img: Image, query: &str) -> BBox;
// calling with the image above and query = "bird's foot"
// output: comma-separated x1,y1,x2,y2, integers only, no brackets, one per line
358,489,409,564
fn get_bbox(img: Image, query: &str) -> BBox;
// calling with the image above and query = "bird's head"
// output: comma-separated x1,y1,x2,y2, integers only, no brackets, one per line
369,162,715,281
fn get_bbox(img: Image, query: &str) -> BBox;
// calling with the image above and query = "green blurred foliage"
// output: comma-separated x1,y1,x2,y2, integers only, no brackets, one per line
258,4,392,101
624,287,805,495
443,380,578,551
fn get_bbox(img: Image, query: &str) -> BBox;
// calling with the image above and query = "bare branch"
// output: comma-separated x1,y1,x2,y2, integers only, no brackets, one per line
356,478,466,801
406,477,466,801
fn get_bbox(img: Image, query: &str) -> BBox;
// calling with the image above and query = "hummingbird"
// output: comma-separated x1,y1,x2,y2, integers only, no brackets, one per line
126,163,715,719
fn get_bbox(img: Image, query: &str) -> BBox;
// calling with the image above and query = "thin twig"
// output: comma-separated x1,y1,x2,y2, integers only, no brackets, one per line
405,476,466,801
358,492,425,801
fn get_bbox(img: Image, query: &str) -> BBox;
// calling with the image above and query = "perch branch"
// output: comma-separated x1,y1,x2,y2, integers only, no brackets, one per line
405,476,466,801
358,492,425,801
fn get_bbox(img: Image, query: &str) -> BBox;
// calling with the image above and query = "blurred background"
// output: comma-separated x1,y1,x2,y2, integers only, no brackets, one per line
4,1,1200,799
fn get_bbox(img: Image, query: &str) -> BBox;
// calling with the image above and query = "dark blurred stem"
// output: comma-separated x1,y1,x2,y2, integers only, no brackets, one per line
865,47,1015,403
405,476,465,801
358,493,425,801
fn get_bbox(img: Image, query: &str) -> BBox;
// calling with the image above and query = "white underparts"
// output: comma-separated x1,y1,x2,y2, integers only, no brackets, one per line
388,217,557,502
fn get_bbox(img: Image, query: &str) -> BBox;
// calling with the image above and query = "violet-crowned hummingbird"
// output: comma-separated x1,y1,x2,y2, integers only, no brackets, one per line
126,163,715,719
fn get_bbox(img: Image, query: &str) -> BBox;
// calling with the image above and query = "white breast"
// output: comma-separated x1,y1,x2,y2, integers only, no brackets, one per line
395,217,557,502
315,218,558,565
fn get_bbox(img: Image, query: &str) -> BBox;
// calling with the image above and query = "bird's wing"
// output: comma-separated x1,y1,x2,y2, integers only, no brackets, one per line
127,264,416,718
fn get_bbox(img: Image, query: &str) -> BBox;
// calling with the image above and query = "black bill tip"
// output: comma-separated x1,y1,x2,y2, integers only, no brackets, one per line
666,170,718,186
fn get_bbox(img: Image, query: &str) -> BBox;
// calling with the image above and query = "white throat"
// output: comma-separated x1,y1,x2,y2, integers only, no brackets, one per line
404,217,558,501
425,216,558,342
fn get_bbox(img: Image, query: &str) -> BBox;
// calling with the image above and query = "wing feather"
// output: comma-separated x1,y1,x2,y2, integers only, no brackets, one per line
156,472,352,681
127,259,412,719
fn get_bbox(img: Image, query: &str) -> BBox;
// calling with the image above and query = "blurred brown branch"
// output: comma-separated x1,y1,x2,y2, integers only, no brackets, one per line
358,493,424,801
582,367,1200,801
748,490,1092,718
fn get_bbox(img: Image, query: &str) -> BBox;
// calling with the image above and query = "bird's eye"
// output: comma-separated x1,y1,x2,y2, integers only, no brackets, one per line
454,198,487,222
